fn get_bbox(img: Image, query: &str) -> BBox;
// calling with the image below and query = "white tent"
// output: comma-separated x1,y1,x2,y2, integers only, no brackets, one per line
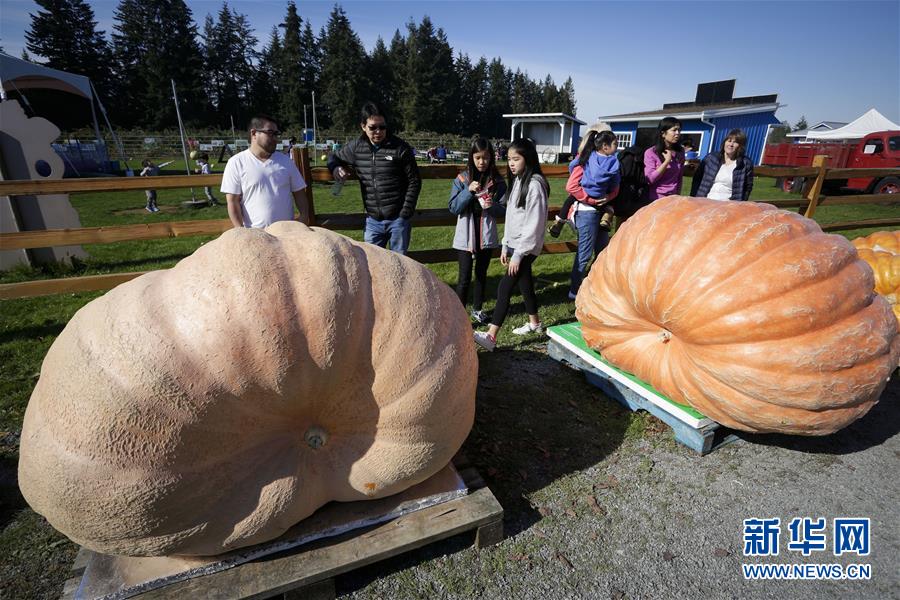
0,52,129,172
805,108,900,140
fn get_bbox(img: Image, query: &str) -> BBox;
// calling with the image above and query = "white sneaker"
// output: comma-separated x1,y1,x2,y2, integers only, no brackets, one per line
512,322,543,335
474,331,496,351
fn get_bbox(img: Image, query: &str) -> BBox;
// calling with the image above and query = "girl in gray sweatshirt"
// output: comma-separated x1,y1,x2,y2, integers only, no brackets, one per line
474,138,549,351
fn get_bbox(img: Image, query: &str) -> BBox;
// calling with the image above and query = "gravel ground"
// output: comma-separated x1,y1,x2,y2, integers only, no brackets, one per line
335,342,900,600
3,341,896,599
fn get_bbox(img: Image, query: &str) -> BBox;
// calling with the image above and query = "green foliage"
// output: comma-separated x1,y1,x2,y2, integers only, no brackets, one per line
111,0,206,128
318,5,370,130
793,115,809,132
24,0,116,100
200,3,258,127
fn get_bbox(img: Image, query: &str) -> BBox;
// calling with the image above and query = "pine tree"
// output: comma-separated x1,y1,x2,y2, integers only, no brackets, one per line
278,2,306,130
201,3,258,128
484,58,511,138
25,0,116,100
318,5,369,131
301,22,320,99
249,27,283,123
368,37,395,116
112,0,206,128
793,116,809,131
398,17,457,133
560,77,576,115
387,29,408,129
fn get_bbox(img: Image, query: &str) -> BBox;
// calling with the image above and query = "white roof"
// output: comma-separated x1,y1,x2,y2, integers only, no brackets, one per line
805,108,899,140
503,112,587,125
0,52,93,99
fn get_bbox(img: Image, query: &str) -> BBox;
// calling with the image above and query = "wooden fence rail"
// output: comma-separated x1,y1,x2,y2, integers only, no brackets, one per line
0,149,897,300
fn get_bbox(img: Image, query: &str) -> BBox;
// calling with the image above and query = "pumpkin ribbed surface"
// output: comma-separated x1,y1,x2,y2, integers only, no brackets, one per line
19,222,477,556
576,197,900,435
852,231,900,327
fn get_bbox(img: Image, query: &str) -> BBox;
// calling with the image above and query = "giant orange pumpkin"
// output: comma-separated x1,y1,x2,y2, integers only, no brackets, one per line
18,222,477,556
852,231,900,327
576,197,900,435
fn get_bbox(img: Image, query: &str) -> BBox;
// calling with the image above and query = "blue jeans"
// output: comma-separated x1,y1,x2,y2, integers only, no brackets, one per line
569,209,609,295
364,216,411,254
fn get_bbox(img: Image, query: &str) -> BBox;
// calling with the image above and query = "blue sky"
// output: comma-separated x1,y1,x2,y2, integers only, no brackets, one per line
1,0,898,128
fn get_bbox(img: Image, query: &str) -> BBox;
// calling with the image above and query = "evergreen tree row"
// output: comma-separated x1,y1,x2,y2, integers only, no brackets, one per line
24,0,576,137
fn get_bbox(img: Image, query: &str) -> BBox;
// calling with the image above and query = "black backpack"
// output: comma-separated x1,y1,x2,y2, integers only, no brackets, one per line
612,145,650,221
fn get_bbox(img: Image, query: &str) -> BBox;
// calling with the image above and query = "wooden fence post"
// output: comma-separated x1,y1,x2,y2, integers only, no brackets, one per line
803,155,828,219
293,146,316,225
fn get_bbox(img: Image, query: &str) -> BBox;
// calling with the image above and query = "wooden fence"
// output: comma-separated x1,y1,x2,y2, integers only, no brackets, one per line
0,149,897,300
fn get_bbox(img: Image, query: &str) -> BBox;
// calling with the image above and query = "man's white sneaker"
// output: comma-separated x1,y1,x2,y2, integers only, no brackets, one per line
512,322,543,335
474,331,496,351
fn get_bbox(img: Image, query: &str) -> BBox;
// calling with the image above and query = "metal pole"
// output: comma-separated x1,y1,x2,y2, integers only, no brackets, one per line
311,92,317,166
171,79,196,201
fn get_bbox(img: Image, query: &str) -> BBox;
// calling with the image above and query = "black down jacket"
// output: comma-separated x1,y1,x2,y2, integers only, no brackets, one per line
327,135,421,220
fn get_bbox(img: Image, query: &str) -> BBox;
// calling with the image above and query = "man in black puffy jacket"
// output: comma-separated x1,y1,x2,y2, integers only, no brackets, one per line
328,102,421,254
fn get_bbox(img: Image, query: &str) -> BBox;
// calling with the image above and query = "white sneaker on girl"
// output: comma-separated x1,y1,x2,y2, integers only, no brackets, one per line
512,322,543,335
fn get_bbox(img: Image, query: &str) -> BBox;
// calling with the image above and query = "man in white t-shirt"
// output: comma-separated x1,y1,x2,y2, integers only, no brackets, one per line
221,115,308,228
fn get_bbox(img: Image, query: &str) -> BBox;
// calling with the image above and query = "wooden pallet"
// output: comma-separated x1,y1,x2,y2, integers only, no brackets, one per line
60,459,502,600
547,322,739,455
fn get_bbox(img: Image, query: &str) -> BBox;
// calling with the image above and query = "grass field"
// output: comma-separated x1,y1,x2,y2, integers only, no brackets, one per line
0,167,896,598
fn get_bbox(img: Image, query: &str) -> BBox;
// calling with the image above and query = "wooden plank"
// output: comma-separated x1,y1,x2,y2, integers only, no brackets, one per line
0,174,221,196
755,166,821,178
803,155,829,218
0,220,231,250
824,167,900,180
821,218,900,232
295,147,316,226
129,486,502,599
0,271,147,300
308,163,572,183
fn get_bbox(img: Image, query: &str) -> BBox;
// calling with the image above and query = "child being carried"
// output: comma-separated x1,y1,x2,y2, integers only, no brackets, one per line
549,130,620,236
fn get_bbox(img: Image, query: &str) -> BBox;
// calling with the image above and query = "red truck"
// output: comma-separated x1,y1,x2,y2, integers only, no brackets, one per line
762,130,900,194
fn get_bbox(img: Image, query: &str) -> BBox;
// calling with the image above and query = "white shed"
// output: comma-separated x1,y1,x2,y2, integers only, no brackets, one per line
503,112,586,163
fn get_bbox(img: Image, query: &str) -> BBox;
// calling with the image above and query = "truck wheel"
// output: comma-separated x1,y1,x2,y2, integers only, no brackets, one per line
782,177,794,193
874,176,899,195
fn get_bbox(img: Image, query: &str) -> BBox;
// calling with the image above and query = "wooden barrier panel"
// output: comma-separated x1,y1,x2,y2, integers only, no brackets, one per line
0,220,232,251
0,153,895,299
0,271,146,300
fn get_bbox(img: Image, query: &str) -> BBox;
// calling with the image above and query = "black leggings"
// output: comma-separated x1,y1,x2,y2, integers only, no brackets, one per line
491,252,538,328
456,249,492,310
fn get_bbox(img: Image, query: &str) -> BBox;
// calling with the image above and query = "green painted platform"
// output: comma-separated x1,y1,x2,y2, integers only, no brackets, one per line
546,322,738,454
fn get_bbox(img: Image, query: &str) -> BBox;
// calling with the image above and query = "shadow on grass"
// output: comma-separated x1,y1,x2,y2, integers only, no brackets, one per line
737,376,900,455
83,254,191,272
338,345,632,596
0,322,66,345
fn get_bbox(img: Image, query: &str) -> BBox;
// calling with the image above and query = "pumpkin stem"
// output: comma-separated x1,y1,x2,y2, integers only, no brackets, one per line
305,426,328,449
658,329,673,344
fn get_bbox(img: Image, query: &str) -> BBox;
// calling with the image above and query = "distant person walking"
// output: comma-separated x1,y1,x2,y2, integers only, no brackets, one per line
195,153,219,207
690,129,754,201
328,102,421,254
220,114,308,229
644,116,685,201
140,159,160,213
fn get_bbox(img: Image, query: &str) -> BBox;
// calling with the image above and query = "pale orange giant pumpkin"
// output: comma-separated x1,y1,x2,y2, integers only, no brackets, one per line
18,222,477,556
576,197,900,435
852,231,900,327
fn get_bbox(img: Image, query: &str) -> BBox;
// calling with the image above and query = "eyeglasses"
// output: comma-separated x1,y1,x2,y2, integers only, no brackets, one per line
366,124,388,132
254,129,280,137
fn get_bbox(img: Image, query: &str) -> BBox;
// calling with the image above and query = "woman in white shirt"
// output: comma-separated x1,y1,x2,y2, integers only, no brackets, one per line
690,129,754,201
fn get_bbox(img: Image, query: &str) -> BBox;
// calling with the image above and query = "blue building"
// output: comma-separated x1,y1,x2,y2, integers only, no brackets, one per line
598,80,782,165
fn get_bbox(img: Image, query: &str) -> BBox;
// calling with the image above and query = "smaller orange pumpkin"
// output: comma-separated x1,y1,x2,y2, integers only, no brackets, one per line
853,231,900,329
